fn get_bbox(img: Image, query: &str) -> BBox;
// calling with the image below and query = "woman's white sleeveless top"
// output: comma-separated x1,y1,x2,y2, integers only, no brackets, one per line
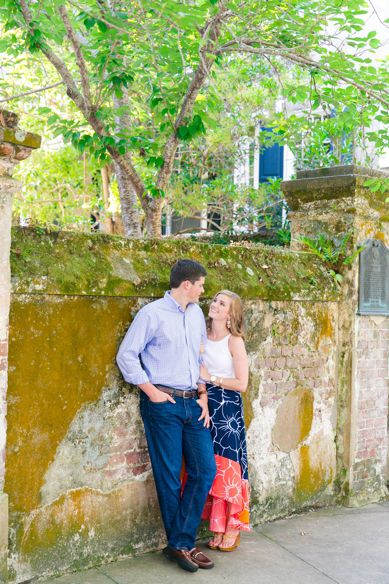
202,334,235,379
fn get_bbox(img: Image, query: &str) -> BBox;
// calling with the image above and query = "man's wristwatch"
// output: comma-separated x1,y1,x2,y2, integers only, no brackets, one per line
210,375,217,384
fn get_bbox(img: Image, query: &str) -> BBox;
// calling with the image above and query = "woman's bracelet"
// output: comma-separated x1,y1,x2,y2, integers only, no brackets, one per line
218,377,224,387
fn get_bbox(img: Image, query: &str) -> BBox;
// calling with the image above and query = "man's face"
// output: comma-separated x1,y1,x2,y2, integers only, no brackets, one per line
187,276,205,303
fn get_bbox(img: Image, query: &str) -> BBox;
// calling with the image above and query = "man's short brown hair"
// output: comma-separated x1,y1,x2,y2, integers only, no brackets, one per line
170,259,207,289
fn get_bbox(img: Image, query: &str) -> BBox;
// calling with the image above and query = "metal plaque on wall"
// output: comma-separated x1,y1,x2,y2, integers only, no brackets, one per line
358,239,389,315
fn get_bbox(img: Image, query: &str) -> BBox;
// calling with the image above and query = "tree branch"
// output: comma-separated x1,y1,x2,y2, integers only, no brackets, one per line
0,81,64,104
19,0,88,116
156,0,229,192
221,41,389,109
58,5,93,109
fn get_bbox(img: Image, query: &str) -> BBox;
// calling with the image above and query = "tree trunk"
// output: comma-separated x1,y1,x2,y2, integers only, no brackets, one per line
114,161,142,237
113,90,142,237
101,165,114,234
144,197,164,237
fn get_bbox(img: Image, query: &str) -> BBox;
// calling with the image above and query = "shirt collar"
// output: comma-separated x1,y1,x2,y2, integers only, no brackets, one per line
164,290,191,313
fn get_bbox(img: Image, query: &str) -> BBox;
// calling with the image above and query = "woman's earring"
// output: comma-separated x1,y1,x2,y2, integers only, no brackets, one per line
227,316,231,329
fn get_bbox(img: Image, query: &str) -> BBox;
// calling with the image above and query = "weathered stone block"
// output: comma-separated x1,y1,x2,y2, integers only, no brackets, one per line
0,143,14,159
3,127,41,149
273,387,314,452
11,145,33,162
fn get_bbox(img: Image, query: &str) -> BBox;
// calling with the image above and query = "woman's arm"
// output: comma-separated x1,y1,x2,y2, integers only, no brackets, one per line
199,336,249,393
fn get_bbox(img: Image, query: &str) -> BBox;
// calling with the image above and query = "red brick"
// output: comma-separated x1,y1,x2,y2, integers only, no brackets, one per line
276,357,286,369
262,382,277,394
255,358,266,369
265,358,275,369
108,453,125,467
281,346,293,357
260,396,272,407
139,435,148,449
286,357,298,368
133,464,150,476
0,358,7,371
0,344,8,357
264,346,281,357
268,370,283,381
125,451,140,465
293,346,305,357
0,143,13,157
120,412,132,423
114,425,127,438
115,438,136,453
104,468,125,481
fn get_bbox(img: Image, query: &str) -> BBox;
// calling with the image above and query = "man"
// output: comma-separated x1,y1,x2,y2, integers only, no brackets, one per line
116,259,216,573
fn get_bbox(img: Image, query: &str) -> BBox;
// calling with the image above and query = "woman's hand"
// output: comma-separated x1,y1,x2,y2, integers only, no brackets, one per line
197,394,210,428
200,364,211,382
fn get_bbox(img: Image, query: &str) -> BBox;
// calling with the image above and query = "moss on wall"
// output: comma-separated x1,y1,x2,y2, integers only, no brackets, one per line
11,478,164,581
6,229,342,582
6,295,138,513
10,227,337,301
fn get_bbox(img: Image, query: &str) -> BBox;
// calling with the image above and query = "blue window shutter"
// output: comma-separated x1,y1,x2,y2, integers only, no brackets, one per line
259,128,284,182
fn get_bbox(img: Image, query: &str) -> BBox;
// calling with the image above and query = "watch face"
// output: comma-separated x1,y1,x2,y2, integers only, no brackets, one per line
210,375,216,382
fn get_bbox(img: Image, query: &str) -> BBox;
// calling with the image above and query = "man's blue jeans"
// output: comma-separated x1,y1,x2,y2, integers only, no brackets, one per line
140,392,216,550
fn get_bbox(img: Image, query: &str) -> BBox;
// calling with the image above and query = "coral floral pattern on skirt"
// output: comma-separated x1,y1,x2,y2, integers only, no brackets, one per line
202,383,250,532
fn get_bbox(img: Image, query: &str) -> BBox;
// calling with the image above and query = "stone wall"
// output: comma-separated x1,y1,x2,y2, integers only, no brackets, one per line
283,165,389,505
4,164,389,583
5,227,340,583
0,116,41,583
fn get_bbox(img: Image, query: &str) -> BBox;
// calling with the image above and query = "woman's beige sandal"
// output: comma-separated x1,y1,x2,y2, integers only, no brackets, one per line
208,533,223,549
218,532,240,552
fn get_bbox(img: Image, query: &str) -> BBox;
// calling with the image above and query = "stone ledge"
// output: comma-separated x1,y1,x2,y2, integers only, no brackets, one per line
296,165,389,180
282,167,389,212
10,227,338,301
0,127,41,150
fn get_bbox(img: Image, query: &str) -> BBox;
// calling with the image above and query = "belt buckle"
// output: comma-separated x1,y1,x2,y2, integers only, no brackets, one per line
183,390,194,399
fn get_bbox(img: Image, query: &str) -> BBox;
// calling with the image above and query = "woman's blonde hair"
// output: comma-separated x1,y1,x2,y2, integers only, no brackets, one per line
207,290,246,340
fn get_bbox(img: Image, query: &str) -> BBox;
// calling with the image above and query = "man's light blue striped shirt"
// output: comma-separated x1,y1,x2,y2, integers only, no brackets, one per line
116,291,207,390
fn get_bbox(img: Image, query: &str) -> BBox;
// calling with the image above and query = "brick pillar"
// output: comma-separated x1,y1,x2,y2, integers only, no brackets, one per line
282,165,389,506
0,119,41,582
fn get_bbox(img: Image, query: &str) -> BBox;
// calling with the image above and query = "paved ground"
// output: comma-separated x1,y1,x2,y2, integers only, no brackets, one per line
39,501,389,584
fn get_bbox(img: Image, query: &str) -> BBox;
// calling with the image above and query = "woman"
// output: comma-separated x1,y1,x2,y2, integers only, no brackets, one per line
200,290,249,552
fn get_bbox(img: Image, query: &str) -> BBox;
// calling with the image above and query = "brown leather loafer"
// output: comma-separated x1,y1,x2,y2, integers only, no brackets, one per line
162,547,199,572
189,548,215,569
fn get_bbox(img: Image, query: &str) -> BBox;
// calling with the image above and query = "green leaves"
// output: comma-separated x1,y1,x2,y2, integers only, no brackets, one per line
297,232,362,286
177,115,206,142
84,17,96,30
364,178,389,194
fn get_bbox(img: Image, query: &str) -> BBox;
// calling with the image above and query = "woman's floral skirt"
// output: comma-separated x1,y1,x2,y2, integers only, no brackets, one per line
201,383,250,532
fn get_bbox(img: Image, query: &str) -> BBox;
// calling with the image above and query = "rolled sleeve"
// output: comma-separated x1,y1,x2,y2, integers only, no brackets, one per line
116,309,153,386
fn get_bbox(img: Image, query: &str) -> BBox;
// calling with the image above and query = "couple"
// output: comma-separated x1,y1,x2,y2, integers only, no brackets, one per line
116,259,249,573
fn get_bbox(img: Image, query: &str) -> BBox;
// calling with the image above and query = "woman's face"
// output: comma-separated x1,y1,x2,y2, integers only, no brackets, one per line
209,294,231,323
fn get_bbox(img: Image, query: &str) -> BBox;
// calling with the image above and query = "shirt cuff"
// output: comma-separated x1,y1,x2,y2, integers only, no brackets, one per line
128,371,150,386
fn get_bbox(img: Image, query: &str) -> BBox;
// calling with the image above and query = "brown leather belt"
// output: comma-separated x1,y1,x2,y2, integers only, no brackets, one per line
155,385,198,399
